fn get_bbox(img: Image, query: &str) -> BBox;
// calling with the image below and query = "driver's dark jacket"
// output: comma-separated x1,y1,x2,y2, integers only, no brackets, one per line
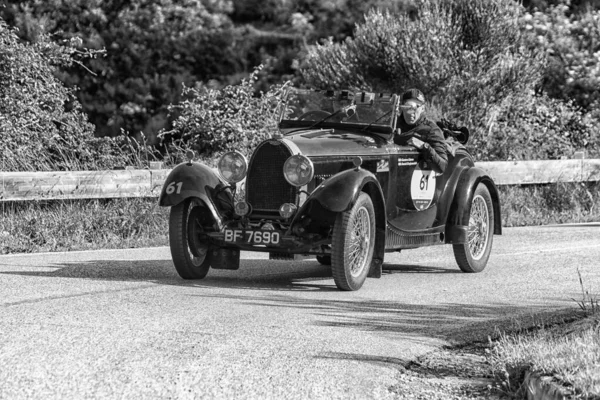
394,115,448,173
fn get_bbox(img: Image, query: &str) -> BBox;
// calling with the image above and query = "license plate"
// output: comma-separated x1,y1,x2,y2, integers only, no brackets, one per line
224,229,281,245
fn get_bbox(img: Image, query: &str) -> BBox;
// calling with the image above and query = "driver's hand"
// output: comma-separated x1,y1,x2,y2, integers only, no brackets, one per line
407,137,425,150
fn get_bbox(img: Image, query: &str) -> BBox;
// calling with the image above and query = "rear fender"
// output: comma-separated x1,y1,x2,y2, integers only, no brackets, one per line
294,168,386,278
445,167,502,243
158,162,233,229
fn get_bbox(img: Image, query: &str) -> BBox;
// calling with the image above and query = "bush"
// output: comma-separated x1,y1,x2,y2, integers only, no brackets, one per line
522,4,600,113
0,19,145,171
160,67,289,161
468,92,600,161
1,0,238,142
301,1,544,116
299,0,599,161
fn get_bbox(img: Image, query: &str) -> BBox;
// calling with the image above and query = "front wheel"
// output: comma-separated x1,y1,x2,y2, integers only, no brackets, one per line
331,192,376,291
453,183,494,273
169,198,213,279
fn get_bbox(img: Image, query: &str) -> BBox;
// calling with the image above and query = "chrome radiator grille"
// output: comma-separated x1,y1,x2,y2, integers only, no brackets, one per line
246,141,297,211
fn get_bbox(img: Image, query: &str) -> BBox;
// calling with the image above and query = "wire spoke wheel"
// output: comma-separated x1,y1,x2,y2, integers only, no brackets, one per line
331,193,376,291
169,198,212,279
348,207,371,277
453,184,494,273
467,195,489,260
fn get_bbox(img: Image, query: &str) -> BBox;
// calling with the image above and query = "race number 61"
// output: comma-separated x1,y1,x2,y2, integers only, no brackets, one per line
166,181,183,194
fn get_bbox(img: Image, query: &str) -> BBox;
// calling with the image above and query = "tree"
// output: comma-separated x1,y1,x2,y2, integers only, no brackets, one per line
1,0,237,142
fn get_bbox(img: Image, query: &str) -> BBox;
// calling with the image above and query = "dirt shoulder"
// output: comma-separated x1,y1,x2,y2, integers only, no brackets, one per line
389,308,596,400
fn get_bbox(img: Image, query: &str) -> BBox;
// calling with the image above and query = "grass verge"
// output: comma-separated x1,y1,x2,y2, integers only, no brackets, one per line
499,181,600,227
488,272,600,399
1,198,169,254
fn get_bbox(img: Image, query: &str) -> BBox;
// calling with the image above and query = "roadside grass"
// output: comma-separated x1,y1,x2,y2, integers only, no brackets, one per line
488,270,600,399
0,198,168,254
499,181,600,227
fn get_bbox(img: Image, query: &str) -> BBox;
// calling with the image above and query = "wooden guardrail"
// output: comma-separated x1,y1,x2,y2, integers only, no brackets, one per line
1,159,599,202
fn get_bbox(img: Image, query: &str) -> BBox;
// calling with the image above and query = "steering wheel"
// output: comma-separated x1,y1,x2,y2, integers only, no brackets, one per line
297,110,331,121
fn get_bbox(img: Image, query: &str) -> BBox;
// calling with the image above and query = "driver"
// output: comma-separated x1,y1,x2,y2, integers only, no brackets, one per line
394,89,448,173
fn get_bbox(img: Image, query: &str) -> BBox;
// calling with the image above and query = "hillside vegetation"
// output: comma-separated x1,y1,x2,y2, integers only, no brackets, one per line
1,0,598,164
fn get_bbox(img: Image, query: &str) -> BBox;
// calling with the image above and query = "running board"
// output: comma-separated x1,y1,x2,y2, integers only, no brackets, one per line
385,223,445,250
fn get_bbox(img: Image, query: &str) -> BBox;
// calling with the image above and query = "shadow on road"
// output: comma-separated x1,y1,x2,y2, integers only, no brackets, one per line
0,258,462,291
1,256,581,370
383,263,461,274
188,291,576,346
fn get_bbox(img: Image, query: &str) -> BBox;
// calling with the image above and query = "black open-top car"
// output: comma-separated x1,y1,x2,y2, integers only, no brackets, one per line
159,88,501,291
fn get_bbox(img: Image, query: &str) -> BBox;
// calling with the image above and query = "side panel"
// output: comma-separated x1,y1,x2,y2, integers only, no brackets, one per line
445,167,502,243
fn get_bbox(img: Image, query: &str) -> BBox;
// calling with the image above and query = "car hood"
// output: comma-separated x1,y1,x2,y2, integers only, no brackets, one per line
281,128,400,159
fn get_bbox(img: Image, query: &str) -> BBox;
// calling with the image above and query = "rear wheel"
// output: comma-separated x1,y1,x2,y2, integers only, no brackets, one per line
169,198,212,279
453,184,494,273
331,193,375,291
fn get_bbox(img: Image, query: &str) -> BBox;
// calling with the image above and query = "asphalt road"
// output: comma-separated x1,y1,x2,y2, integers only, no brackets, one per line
1,225,599,399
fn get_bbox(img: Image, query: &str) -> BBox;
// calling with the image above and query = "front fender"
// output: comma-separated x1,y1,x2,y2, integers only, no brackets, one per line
306,168,381,213
158,162,233,228
295,168,386,278
445,167,502,243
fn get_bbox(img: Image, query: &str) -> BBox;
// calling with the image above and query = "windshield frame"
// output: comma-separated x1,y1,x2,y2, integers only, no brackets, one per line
278,88,400,137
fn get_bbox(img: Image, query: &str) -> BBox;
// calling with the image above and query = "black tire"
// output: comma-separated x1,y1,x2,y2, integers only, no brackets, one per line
453,183,494,273
316,255,331,266
169,198,212,279
331,192,376,291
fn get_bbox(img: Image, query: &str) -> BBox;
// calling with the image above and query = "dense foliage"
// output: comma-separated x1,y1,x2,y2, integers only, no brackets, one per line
524,3,600,113
0,0,237,142
301,0,600,160
0,20,140,172
0,0,409,143
1,0,598,164
161,67,288,161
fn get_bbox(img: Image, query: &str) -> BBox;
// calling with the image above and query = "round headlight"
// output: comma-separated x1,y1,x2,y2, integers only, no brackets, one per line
217,151,248,183
283,155,314,187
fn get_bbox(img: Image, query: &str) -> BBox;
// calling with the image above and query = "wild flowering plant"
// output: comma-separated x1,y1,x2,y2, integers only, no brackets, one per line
160,66,290,161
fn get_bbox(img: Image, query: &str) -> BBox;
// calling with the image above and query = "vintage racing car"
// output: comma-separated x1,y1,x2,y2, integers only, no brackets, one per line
159,88,502,291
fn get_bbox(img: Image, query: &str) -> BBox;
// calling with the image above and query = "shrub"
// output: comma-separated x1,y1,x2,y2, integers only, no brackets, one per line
299,0,599,161
522,3,600,113
160,67,289,161
468,91,600,161
1,0,238,142
0,19,144,171
301,1,545,118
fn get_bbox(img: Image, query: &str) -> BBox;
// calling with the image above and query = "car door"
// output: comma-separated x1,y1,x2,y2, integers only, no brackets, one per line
387,147,445,232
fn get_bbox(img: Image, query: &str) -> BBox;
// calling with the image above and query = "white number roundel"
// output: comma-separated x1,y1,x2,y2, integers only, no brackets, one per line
410,165,435,210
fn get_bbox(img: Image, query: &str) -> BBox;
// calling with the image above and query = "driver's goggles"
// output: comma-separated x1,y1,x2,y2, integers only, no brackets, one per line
399,104,423,111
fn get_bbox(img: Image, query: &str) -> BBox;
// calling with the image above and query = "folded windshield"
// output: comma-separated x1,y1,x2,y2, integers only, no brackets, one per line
279,89,398,129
